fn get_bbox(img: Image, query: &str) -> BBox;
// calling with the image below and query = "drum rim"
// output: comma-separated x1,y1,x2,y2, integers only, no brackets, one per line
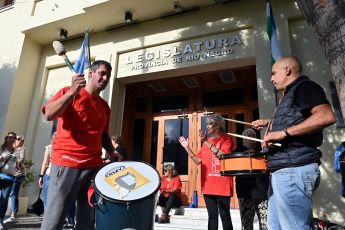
219,152,266,159
92,160,161,203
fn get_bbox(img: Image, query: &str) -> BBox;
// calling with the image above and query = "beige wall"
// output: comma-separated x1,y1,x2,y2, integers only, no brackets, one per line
1,0,344,224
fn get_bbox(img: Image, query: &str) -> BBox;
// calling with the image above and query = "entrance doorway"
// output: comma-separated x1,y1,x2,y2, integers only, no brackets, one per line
121,65,259,208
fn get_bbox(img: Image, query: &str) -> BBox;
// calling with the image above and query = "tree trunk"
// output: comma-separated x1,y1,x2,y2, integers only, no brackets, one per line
296,0,345,119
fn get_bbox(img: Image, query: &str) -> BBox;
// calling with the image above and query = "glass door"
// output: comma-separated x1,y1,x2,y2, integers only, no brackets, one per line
151,114,194,205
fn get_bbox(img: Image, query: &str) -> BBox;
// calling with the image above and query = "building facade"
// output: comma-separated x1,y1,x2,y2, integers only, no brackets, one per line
1,0,344,224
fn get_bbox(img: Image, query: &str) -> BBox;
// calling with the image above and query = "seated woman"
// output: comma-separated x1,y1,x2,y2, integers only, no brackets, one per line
157,164,182,224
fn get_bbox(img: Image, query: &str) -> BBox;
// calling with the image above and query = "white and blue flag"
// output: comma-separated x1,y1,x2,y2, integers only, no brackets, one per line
74,31,90,74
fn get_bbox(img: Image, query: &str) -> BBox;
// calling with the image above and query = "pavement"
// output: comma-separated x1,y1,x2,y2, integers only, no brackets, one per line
2,213,78,230
3,213,42,230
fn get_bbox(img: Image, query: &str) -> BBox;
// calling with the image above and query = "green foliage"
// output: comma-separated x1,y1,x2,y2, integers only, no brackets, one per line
22,160,35,188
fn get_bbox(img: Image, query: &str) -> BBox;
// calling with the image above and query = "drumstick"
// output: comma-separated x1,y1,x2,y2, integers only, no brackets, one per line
223,118,252,126
227,132,282,147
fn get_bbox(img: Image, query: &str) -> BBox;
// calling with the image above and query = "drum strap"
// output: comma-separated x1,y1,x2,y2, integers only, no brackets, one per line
87,185,96,208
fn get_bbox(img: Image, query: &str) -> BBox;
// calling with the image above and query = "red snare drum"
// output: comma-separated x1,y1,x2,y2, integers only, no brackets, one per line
219,152,268,176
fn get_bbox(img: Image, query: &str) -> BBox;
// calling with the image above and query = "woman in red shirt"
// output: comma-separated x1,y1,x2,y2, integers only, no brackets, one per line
179,114,234,230
157,164,182,223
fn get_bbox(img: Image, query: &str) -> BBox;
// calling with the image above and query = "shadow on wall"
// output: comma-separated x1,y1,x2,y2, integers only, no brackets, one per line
315,128,345,224
0,63,17,135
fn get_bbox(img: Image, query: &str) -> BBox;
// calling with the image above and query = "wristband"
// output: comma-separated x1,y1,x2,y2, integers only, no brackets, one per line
190,155,195,159
283,128,291,137
39,174,44,178
214,148,219,156
209,144,213,150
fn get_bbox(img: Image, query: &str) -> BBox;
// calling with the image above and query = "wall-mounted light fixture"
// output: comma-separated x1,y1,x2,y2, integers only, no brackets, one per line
125,11,132,23
173,2,182,13
60,29,68,39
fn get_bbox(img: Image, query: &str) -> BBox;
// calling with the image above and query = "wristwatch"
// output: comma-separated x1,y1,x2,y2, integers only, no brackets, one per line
283,128,291,137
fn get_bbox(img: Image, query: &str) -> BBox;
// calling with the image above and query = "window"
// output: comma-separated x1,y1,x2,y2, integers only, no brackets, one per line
1,0,15,9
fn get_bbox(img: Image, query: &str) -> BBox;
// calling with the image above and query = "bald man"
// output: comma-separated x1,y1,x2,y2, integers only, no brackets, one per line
252,56,336,230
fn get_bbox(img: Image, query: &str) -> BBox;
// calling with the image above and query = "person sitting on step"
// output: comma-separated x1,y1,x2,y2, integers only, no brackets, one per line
157,164,182,224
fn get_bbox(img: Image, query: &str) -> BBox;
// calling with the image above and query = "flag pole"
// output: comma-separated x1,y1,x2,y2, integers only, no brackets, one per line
85,28,91,67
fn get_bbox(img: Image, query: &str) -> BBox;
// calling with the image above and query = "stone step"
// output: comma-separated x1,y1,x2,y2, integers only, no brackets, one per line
154,207,260,230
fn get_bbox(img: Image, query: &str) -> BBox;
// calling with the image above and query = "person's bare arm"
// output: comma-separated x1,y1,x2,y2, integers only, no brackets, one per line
179,136,202,165
38,147,50,188
262,104,336,148
162,187,180,194
44,74,86,121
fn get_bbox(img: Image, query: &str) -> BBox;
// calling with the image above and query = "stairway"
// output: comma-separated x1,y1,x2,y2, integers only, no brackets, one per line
154,207,260,230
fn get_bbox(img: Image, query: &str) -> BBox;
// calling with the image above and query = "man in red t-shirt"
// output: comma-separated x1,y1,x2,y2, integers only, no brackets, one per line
41,60,122,230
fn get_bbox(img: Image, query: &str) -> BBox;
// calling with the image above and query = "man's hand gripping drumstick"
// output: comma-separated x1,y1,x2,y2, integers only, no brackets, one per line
251,119,285,149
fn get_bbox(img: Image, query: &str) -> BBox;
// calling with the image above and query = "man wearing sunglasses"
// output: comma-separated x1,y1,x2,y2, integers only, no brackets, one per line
41,60,123,230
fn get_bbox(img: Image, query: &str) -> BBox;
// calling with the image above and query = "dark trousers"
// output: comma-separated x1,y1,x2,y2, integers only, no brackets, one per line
158,193,182,215
204,194,233,230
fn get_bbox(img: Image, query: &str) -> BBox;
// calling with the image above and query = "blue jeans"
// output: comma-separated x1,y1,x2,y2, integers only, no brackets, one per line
268,163,320,230
43,173,50,209
67,200,76,224
9,176,26,213
0,179,14,222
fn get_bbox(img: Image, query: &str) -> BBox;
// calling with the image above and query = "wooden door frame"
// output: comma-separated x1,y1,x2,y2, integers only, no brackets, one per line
151,114,195,205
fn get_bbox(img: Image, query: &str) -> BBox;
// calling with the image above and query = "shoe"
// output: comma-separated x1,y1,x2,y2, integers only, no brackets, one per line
63,221,74,228
4,216,18,223
158,214,170,223
0,222,3,230
155,214,158,222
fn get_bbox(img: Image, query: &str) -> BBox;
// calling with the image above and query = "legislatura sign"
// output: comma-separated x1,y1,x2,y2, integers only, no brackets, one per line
117,29,254,78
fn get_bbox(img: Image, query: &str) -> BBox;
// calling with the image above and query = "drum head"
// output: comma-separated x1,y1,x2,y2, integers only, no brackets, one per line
93,161,161,202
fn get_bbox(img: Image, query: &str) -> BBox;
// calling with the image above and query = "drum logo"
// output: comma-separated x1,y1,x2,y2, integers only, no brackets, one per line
104,166,151,199
104,166,126,178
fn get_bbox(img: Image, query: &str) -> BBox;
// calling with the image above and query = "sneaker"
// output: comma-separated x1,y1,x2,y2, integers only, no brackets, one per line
63,222,74,228
158,214,170,224
4,216,18,223
0,222,3,230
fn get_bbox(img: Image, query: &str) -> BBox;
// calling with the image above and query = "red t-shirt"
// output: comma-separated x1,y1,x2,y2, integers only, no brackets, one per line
42,87,111,168
160,176,182,199
197,134,234,196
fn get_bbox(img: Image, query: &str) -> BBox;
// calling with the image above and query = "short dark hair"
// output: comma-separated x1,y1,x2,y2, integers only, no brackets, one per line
111,135,123,145
90,60,112,72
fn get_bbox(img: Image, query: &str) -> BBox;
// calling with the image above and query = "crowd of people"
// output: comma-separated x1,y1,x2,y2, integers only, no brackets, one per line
1,55,344,230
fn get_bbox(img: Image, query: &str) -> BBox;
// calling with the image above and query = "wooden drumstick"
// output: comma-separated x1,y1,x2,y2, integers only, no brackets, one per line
227,132,282,147
223,118,252,126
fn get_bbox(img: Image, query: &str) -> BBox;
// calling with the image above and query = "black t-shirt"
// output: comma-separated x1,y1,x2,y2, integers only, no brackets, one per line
107,145,127,161
233,146,269,200
294,81,330,117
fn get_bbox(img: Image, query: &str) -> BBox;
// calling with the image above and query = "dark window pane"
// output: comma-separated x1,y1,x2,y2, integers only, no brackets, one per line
163,119,189,175
135,97,147,113
252,107,261,140
251,84,258,102
132,119,145,161
150,120,159,167
152,95,189,113
235,113,245,148
202,88,244,107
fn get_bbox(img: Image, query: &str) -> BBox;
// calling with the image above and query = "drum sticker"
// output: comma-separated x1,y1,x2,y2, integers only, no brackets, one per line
103,166,151,199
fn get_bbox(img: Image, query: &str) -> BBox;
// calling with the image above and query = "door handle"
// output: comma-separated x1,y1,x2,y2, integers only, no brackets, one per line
161,146,164,164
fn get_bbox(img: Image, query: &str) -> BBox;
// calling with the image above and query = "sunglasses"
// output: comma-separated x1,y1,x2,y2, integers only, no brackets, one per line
16,138,24,142
163,170,167,173
8,136,16,140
